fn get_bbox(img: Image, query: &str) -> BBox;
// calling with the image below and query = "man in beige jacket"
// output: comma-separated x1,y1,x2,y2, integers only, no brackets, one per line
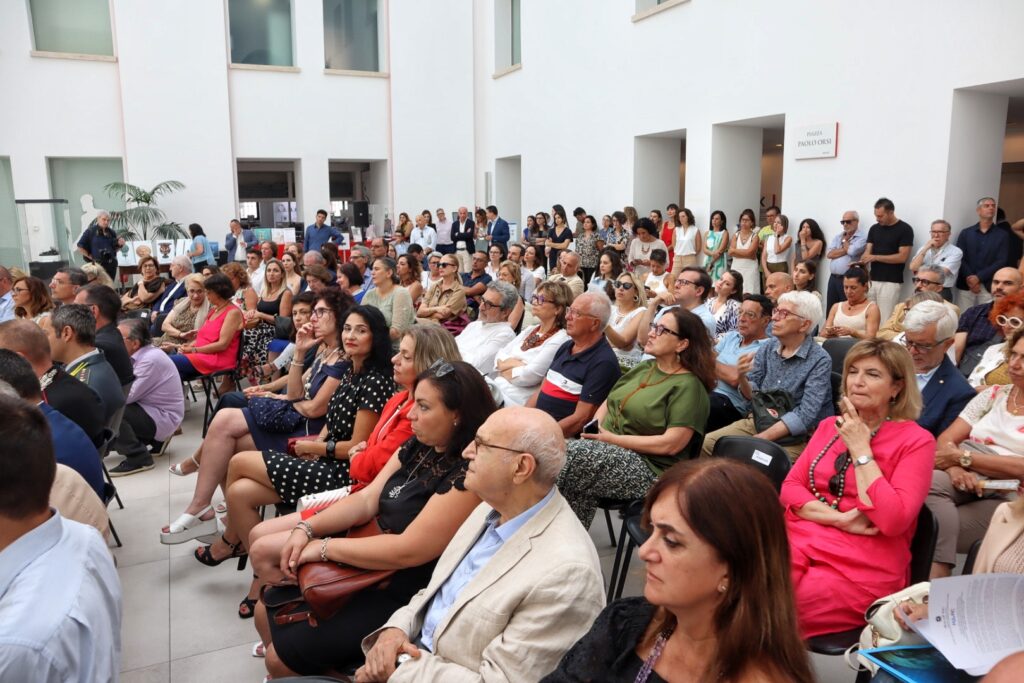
357,407,605,682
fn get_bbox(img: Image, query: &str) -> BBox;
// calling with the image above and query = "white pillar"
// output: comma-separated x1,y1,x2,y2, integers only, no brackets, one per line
942,90,1009,229
710,124,763,229
633,136,682,216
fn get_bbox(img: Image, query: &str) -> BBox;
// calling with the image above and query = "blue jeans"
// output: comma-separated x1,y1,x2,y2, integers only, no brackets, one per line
170,353,201,381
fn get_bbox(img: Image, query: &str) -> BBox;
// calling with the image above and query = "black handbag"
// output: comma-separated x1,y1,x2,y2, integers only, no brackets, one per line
750,389,800,446
248,395,303,433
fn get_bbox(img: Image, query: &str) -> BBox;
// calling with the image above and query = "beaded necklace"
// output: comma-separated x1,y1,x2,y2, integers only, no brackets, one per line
807,421,885,509
521,324,560,351
634,627,673,683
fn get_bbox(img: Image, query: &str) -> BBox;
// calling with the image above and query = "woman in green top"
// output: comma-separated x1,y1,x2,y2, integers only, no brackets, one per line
361,257,415,351
557,307,717,528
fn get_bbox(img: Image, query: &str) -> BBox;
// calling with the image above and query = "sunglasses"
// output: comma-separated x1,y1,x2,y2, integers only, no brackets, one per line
829,452,851,497
997,315,1024,330
439,262,457,269
839,219,856,226
612,281,635,290
649,322,682,338
429,358,454,378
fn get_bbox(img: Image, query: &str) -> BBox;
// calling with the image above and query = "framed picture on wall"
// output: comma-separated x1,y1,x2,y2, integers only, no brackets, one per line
350,227,363,244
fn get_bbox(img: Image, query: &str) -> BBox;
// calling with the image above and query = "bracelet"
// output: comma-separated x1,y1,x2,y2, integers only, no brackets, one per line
290,360,304,367
295,521,314,539
320,537,332,562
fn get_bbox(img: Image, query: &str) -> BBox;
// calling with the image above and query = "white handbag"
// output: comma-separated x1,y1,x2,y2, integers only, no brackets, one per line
849,581,930,673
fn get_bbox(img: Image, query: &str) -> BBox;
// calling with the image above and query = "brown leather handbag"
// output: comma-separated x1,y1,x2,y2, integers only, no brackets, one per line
267,520,395,628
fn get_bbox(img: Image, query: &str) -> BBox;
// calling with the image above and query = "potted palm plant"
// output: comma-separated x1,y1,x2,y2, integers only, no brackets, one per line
104,180,188,240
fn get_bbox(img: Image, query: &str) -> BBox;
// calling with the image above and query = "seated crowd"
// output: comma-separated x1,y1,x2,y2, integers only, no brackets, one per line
1,196,1024,681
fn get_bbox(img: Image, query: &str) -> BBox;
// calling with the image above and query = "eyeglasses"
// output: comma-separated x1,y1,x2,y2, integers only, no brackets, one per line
839,219,857,226
649,322,683,338
566,307,598,320
612,281,635,290
429,359,454,378
472,435,521,455
738,310,766,320
12,287,29,294
997,315,1024,330
675,278,699,288
903,336,951,352
929,230,950,235
530,294,550,305
311,307,333,319
480,299,501,310
912,277,942,287
772,308,806,321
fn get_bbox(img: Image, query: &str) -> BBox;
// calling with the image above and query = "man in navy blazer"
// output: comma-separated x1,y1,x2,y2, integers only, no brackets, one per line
486,205,510,252
903,301,976,437
224,218,257,262
451,206,476,272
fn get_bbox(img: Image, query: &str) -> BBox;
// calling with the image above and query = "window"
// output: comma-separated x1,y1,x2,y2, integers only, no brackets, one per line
323,0,380,72
238,202,259,219
229,0,294,67
28,0,114,56
511,0,521,67
494,0,521,74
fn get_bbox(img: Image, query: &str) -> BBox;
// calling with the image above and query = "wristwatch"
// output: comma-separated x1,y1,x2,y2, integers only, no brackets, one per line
959,450,973,469
853,454,874,468
326,440,336,459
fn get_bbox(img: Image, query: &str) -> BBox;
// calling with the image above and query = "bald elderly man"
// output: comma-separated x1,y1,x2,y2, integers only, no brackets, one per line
357,407,604,683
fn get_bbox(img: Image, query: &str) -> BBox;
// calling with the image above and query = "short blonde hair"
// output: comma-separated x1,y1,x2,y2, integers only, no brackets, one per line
841,339,921,421
498,260,522,291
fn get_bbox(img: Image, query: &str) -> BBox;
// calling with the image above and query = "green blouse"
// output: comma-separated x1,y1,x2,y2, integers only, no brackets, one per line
600,360,710,475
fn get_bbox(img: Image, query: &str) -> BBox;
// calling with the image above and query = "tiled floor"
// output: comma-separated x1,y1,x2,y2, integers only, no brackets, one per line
109,395,853,682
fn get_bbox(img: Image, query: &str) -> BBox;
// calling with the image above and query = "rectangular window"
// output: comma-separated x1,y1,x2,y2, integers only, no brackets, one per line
510,0,521,66
28,0,114,56
323,0,380,72
229,0,294,67
238,202,259,219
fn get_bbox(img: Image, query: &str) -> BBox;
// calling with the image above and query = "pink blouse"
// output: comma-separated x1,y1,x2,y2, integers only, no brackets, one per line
184,305,240,375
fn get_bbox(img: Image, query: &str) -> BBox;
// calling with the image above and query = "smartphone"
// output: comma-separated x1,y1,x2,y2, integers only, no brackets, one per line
582,419,599,435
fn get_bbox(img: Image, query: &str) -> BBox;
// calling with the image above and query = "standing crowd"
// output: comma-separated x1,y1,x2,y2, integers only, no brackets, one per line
1,196,1023,681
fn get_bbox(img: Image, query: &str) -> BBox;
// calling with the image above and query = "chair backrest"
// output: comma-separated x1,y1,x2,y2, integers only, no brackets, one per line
101,481,117,507
963,538,983,575
908,505,938,585
830,372,843,411
822,337,858,375
711,435,792,491
96,427,116,458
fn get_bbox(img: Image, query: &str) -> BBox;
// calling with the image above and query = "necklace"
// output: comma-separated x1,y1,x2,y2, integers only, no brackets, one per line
616,362,685,418
635,627,674,683
387,446,433,499
1009,386,1023,415
521,324,560,351
807,421,886,509
639,241,653,255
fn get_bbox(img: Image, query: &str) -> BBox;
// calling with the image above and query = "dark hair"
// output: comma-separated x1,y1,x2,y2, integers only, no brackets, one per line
573,207,586,218
373,257,400,284
681,207,695,227
51,304,96,345
650,248,668,265
794,259,818,292
317,286,357,340
742,293,775,318
221,261,249,288
0,395,55,519
263,240,279,255
12,276,53,319
338,262,363,290
488,243,507,260
739,208,757,227
723,269,744,302
666,203,681,227
203,273,235,301
341,305,394,376
665,308,718,391
0,349,42,399
843,266,870,286
138,255,159,272
415,360,497,462
246,246,261,257
486,205,498,215
316,209,328,218
319,244,339,272
650,209,663,224
293,290,317,307
774,214,790,232
874,197,895,212
406,243,425,257
118,317,152,347
766,205,781,214
799,218,825,244
476,208,488,222
583,215,598,231
201,263,221,277
612,210,627,227
633,217,657,237
79,283,120,323
710,210,728,231
641,459,814,683
304,264,333,285
397,254,423,284
599,248,624,280
551,205,568,226
188,223,206,238
681,266,713,302
57,267,89,287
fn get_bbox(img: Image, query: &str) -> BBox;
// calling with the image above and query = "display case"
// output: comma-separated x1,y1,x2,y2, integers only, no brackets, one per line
16,199,73,281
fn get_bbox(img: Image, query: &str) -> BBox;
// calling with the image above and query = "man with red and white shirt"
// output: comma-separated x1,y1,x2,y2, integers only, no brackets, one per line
528,292,620,437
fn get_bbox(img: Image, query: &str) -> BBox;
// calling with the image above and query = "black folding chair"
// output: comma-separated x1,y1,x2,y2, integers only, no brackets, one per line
823,337,859,375
606,499,646,603
805,506,938,682
102,481,123,548
199,341,245,437
95,427,124,510
962,538,983,576
596,498,632,547
710,436,792,491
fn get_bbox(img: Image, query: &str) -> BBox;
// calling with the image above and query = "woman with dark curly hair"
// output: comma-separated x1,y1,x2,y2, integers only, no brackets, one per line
11,275,54,323
557,307,717,527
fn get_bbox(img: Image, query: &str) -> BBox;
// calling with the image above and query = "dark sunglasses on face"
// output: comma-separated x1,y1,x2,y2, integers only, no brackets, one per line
612,281,635,290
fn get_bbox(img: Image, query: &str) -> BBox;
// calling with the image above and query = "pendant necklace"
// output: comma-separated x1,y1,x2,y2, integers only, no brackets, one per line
387,447,432,499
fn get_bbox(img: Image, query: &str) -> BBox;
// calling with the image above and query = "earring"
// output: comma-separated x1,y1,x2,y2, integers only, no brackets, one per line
718,583,728,593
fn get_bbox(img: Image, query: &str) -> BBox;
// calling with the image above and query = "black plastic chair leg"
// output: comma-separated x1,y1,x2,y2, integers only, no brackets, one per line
612,538,636,601
100,461,125,509
109,519,123,548
604,508,616,546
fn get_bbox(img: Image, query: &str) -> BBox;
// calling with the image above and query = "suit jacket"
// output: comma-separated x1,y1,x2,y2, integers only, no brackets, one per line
362,492,605,682
973,501,1024,573
918,357,975,437
489,217,510,247
224,229,257,258
65,351,126,424
452,219,476,253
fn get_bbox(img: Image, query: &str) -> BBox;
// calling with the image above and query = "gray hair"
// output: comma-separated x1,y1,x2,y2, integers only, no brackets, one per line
0,380,18,401
50,304,96,346
917,264,945,281
576,292,611,327
778,291,822,331
303,251,326,265
903,300,958,340
508,427,565,487
977,197,996,207
171,255,193,272
845,210,860,221
487,281,519,312
930,219,952,232
354,245,371,260
95,210,110,220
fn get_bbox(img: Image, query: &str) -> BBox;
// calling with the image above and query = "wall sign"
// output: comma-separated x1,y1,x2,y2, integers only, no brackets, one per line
794,122,839,159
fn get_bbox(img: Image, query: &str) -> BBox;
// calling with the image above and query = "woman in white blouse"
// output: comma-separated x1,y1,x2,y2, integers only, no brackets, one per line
604,272,647,365
761,213,794,275
491,280,571,406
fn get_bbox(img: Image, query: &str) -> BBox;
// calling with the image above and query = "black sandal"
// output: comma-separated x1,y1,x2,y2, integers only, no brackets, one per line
239,575,259,619
194,535,246,567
